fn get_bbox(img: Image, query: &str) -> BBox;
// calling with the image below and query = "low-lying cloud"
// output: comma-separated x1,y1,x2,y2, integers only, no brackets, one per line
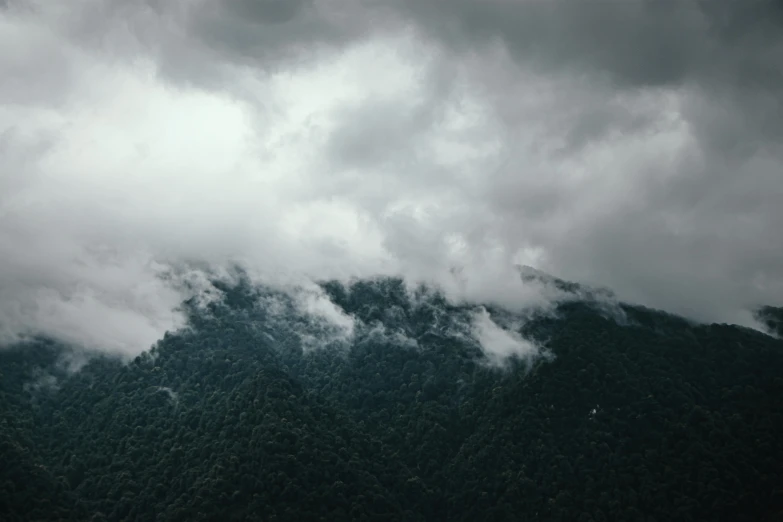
2,0,782,356
470,308,541,368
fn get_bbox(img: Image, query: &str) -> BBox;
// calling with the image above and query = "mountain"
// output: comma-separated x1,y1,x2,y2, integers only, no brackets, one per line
517,265,615,299
2,275,783,521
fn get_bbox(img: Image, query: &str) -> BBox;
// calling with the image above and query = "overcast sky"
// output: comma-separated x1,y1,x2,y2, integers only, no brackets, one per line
2,0,782,355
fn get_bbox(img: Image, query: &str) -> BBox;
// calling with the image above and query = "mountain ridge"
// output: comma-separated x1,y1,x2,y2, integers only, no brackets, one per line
2,274,783,521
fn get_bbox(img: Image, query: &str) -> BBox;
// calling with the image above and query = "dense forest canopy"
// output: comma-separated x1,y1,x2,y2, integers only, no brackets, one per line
2,274,782,521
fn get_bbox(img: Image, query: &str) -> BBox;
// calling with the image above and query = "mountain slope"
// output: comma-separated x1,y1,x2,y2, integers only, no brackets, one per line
1,276,782,521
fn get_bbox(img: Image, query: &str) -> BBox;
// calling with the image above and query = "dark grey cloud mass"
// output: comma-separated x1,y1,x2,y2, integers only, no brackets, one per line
396,0,783,154
392,0,783,322
1,0,782,354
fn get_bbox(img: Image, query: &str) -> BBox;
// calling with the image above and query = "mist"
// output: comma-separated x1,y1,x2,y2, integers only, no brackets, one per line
2,0,782,356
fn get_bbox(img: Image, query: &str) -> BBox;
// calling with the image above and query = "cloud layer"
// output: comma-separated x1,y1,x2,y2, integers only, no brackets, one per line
2,0,782,355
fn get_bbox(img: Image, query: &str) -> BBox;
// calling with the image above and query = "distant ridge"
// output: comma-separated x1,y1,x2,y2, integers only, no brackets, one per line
517,264,616,301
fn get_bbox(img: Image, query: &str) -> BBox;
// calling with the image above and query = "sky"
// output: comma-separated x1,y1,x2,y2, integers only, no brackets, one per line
1,0,782,355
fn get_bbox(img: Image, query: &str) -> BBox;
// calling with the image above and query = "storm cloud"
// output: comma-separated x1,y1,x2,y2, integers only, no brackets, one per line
1,0,782,354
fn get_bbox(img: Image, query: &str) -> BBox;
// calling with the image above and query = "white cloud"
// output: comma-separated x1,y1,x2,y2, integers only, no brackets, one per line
292,284,356,346
470,308,540,367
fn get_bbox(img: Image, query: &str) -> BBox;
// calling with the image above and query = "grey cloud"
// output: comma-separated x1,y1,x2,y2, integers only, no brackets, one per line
399,0,709,87
188,0,337,67
0,5,80,107
318,50,783,324
377,0,783,323
324,79,458,172
482,135,783,324
327,98,426,169
561,100,657,154
399,0,783,88
2,0,783,357
403,0,783,152
223,0,312,24
17,0,783,114
46,0,384,90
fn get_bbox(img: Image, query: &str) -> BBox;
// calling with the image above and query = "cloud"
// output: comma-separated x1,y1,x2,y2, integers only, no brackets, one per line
290,284,357,349
470,307,540,367
359,320,419,350
2,0,782,356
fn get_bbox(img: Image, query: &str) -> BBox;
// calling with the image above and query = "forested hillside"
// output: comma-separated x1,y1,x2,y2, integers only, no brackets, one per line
2,276,783,521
